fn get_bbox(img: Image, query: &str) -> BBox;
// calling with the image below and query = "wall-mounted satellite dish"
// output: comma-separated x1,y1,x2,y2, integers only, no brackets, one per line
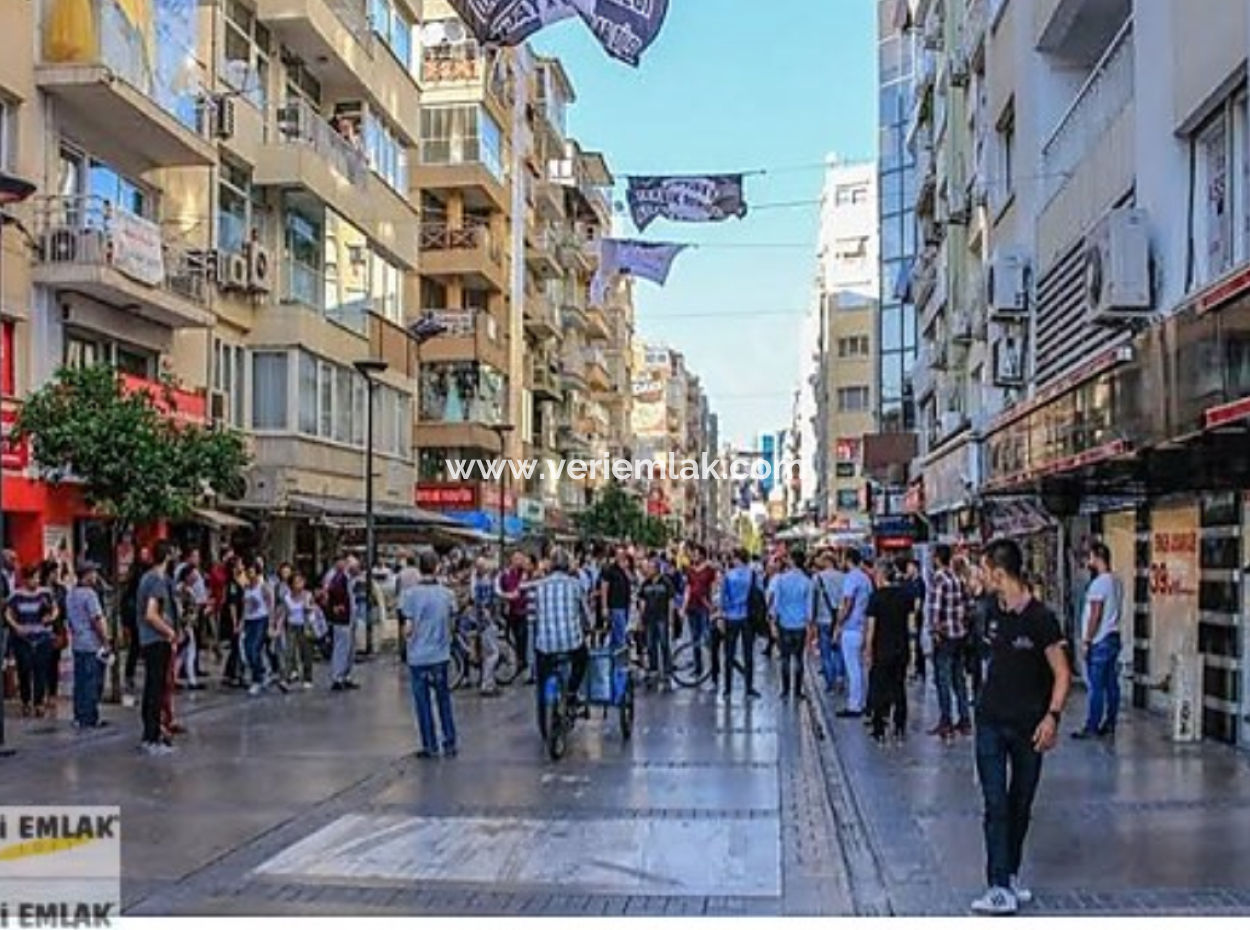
443,20,467,43
419,21,447,46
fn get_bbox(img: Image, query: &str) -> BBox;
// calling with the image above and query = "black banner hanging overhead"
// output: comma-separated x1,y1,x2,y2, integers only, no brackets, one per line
443,0,669,67
626,174,750,232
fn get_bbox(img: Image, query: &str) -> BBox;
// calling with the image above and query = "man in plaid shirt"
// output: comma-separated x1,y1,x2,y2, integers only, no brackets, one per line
529,549,591,721
925,544,971,738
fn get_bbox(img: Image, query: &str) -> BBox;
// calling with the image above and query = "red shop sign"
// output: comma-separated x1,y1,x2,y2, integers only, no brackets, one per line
416,483,478,510
1,409,29,471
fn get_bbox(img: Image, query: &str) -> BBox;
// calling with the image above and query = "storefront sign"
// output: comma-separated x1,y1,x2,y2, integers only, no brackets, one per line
1148,503,1201,715
1,409,28,471
110,210,165,287
1204,395,1250,430
481,483,517,514
417,483,478,510
517,497,546,525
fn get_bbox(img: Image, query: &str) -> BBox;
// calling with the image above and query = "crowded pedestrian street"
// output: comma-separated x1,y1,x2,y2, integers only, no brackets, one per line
3,651,1249,918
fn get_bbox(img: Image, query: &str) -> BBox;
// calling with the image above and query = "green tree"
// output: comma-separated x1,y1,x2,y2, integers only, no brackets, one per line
14,364,249,698
578,483,671,547
14,364,248,529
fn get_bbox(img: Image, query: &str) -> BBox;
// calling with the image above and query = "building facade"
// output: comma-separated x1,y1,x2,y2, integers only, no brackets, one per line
910,0,1250,745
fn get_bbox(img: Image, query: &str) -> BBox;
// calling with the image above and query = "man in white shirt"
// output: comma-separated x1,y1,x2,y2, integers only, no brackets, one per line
1073,542,1123,740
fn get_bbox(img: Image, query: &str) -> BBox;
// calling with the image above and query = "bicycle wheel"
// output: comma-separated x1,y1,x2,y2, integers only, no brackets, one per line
547,690,569,761
670,639,712,688
449,649,467,691
494,639,521,686
619,681,635,740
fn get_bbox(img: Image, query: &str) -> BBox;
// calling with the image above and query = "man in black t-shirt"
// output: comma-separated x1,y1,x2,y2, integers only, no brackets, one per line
636,558,675,688
970,539,1071,917
865,561,912,742
598,547,634,649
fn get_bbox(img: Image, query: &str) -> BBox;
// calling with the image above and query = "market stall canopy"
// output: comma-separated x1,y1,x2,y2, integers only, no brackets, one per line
280,493,461,529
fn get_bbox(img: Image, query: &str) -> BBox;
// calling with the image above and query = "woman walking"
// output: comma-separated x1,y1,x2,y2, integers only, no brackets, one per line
5,566,58,718
241,561,274,696
283,571,317,689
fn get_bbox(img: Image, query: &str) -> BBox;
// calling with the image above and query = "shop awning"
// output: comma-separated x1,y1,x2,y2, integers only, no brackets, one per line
191,507,253,530
984,498,1054,538
284,493,460,528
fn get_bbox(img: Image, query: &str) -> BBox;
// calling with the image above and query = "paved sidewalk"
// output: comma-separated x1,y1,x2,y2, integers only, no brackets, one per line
814,673,1250,916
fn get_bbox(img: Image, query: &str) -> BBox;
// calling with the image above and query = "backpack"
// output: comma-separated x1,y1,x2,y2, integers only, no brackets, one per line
747,572,768,635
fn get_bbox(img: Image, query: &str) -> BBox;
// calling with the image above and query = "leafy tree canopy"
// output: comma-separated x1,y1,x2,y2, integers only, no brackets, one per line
577,483,671,548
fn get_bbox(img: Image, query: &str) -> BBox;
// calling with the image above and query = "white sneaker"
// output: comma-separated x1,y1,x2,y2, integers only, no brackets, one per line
141,742,174,757
248,684,262,697
971,887,1018,915
1010,877,1033,905
302,682,314,691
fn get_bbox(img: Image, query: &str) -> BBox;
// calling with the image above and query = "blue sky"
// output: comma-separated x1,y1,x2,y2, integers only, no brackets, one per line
535,0,878,449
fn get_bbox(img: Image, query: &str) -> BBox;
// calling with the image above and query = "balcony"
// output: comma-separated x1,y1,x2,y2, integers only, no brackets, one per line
560,288,589,331
36,4,214,175
31,196,213,330
533,180,567,222
585,305,610,341
417,138,510,214
420,43,512,129
255,0,420,133
1036,0,1131,65
419,309,509,373
525,225,563,279
419,223,507,292
584,348,611,392
524,286,560,339
560,351,588,393
120,375,208,425
529,358,562,403
1038,21,1135,263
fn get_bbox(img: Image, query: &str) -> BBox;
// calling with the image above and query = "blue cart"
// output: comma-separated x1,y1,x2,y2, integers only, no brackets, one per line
541,640,635,761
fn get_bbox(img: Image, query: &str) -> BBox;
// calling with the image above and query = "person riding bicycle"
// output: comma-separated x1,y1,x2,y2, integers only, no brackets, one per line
530,549,591,727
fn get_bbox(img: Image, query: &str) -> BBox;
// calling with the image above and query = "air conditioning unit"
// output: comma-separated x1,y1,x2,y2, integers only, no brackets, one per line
209,390,230,425
217,250,249,291
992,336,1026,388
986,248,1030,319
42,227,109,264
950,50,971,87
246,242,272,293
1086,207,1153,326
215,95,237,140
945,186,971,225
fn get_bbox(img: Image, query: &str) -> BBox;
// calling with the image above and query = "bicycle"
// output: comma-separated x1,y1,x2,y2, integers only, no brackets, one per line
449,611,520,691
670,617,746,689
540,636,635,761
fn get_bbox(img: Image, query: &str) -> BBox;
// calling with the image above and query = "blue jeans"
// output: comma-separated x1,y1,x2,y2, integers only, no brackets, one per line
409,662,456,753
687,606,709,673
975,721,1044,889
72,651,104,726
817,624,844,690
243,618,268,686
609,608,629,650
934,638,971,726
1084,633,1122,734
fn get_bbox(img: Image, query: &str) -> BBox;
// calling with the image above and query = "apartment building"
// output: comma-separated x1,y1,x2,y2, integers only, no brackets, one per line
909,0,1250,745
804,161,879,528
2,0,422,568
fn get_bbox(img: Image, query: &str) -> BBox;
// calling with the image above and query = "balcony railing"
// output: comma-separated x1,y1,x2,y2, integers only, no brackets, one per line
421,42,485,84
419,222,502,264
1040,20,1134,207
583,347,608,370
269,98,368,186
426,309,499,342
33,195,209,306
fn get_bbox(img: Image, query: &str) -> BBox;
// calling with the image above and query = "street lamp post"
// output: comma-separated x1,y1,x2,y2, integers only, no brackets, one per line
354,358,389,657
0,171,36,760
488,424,515,566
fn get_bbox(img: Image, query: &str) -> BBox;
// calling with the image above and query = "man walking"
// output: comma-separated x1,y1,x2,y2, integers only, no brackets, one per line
325,555,359,691
683,545,717,680
812,550,845,694
769,550,814,700
401,552,458,759
719,550,759,700
637,557,676,690
67,561,110,730
497,551,532,681
926,544,971,738
971,539,1071,915
1072,542,1123,740
835,549,873,718
903,558,927,682
136,542,178,756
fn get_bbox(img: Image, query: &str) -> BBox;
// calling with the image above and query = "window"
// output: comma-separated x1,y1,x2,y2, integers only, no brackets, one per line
835,184,869,206
217,160,267,254
837,336,871,358
59,146,151,219
223,0,271,110
298,352,318,434
283,194,324,309
0,98,15,172
251,352,289,430
1,321,14,396
995,102,1016,208
836,462,856,479
836,489,861,511
213,339,248,428
370,0,414,69
364,112,408,192
64,332,156,376
837,386,871,413
1191,92,1249,287
420,105,504,180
